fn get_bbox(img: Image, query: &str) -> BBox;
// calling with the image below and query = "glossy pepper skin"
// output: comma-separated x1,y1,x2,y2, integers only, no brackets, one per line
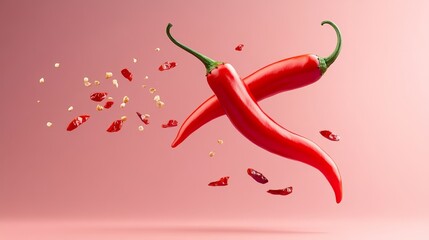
171,21,341,148
166,22,342,203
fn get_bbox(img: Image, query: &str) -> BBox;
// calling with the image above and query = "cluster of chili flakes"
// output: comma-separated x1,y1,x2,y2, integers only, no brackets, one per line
207,139,293,196
208,167,293,196
57,58,179,133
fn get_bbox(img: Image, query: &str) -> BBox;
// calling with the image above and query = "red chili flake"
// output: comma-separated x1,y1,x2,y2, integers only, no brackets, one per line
66,115,90,131
106,119,123,132
235,44,244,51
267,187,293,196
208,176,229,186
320,130,341,141
247,168,269,184
162,119,178,128
104,101,114,109
90,92,108,102
121,68,133,81
136,112,150,125
158,61,177,71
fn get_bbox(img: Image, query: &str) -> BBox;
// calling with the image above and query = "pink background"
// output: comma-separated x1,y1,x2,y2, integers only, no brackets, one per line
1,0,428,239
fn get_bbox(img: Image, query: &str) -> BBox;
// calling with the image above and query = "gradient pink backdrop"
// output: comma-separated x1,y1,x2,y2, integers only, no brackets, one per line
1,0,428,239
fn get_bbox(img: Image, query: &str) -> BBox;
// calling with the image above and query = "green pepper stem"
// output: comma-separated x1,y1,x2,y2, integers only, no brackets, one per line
319,20,342,74
166,23,222,74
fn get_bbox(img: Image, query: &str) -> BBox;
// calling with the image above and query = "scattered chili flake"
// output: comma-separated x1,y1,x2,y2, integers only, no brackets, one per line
209,151,215,157
46,121,53,127
217,139,224,144
96,105,104,111
156,101,165,108
162,120,178,128
136,112,150,125
158,61,177,71
133,58,137,63
155,47,160,51
66,115,90,131
208,176,229,186
235,44,244,51
106,119,123,132
120,103,126,108
149,88,156,93
122,96,130,103
267,187,293,196
105,72,113,79
83,77,91,87
90,92,108,102
68,106,74,112
104,101,114,109
39,78,45,84
54,63,60,68
112,79,119,88
138,125,144,131
121,68,133,81
247,168,269,184
320,130,341,141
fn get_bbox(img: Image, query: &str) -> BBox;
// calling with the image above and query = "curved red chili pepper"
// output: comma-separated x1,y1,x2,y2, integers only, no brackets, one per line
171,21,341,148
167,22,342,203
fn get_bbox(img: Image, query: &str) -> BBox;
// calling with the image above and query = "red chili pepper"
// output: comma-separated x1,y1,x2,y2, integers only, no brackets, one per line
208,176,229,186
90,92,108,102
162,120,178,128
171,21,341,148
66,115,90,131
167,22,342,203
104,101,114,109
121,68,133,81
267,187,293,196
320,130,341,141
106,119,123,132
247,168,269,184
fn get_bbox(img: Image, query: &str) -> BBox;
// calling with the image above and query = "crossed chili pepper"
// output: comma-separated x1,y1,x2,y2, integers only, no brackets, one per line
172,21,341,148
167,21,343,203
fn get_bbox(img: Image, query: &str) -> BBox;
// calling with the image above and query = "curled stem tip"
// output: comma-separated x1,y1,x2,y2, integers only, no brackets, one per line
319,20,342,74
166,23,221,74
